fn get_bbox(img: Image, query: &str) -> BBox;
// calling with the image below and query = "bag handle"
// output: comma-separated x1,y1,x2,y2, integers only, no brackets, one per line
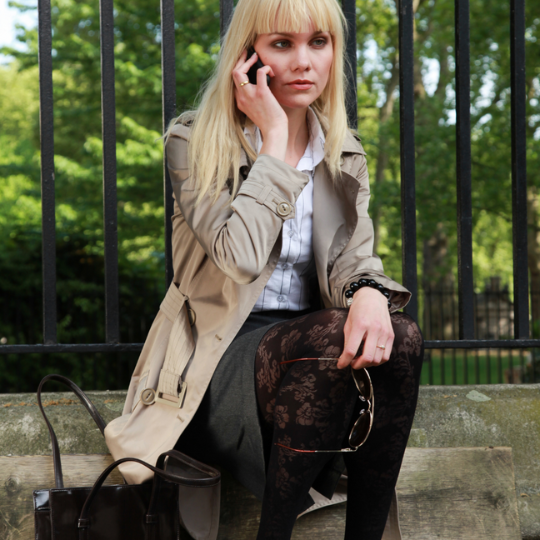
77,451,220,539
157,448,221,483
37,374,108,488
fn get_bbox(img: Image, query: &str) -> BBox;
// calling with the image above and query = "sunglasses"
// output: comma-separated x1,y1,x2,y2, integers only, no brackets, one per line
274,357,374,453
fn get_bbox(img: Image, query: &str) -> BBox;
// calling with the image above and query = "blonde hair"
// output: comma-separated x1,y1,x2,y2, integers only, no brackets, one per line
167,0,352,205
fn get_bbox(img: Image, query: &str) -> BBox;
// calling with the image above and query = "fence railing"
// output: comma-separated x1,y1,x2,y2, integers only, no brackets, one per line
0,0,537,384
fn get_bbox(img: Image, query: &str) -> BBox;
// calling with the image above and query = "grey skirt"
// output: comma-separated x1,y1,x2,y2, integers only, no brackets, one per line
175,309,345,511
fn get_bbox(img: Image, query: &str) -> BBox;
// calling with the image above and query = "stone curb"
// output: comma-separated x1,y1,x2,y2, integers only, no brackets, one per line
1,384,539,539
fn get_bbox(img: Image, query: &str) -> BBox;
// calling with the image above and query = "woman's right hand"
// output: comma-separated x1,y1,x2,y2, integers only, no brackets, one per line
233,49,288,139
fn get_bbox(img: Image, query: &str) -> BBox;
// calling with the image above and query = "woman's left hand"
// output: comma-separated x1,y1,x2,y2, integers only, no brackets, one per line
337,287,394,370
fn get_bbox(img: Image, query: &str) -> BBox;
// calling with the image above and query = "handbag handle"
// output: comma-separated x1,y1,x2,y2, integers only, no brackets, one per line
78,451,220,539
156,448,221,483
37,374,108,488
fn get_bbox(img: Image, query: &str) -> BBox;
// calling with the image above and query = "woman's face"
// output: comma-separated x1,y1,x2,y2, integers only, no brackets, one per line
253,22,334,113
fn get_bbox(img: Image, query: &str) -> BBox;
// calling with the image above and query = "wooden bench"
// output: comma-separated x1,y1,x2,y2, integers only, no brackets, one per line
1,384,538,539
0,447,521,539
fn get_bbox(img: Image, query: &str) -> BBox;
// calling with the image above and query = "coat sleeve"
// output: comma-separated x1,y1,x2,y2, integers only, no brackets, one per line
328,152,411,312
165,124,310,284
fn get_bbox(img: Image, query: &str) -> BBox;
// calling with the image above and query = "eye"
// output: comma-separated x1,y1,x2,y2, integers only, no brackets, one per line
312,37,328,46
273,40,290,49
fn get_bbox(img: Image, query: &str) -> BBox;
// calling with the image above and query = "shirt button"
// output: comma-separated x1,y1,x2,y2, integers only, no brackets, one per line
283,264,289,270
277,295,285,302
288,230,294,237
277,202,292,217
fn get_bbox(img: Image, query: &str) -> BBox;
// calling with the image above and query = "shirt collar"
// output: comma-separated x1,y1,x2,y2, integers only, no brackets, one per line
243,106,325,172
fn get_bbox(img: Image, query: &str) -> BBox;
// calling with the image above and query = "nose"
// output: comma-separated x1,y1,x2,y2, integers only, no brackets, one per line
292,44,311,72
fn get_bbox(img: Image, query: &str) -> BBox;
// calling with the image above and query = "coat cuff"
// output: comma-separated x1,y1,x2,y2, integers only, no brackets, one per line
233,154,310,220
340,272,411,313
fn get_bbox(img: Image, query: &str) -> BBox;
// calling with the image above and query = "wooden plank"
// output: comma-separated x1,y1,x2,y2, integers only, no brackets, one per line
0,454,122,540
397,447,521,540
216,447,522,540
0,448,521,540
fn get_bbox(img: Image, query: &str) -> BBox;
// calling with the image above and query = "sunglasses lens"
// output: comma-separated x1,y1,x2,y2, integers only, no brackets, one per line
353,369,372,401
349,410,372,447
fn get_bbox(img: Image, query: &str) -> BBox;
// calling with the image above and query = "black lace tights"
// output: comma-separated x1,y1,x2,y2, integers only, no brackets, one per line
254,308,424,540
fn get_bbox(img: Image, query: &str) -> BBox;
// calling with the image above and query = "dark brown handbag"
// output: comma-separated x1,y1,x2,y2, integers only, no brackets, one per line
33,374,221,540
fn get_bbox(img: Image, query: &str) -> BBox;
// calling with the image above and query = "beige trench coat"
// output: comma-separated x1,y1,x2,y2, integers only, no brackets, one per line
104,116,411,539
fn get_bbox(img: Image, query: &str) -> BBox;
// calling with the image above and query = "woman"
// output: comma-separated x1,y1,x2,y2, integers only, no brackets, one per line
106,0,424,538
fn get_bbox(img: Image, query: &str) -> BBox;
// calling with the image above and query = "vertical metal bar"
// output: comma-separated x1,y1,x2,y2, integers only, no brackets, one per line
38,0,57,344
455,0,475,339
510,0,529,339
463,348,468,384
497,293,502,382
398,0,418,321
342,0,358,129
486,346,491,383
508,348,513,383
220,0,234,44
440,348,445,385
99,0,120,343
438,290,444,340
161,0,177,287
451,288,457,383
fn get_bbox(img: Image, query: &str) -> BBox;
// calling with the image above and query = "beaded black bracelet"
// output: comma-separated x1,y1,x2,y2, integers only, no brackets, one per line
345,278,392,308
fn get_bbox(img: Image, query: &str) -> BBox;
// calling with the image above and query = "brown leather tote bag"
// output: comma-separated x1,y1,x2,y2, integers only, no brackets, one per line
33,374,221,540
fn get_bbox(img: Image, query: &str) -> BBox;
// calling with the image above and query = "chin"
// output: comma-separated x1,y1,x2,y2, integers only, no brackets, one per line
278,95,318,110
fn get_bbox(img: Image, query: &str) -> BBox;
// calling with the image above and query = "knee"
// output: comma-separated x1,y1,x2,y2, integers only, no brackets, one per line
390,312,424,357
305,308,348,357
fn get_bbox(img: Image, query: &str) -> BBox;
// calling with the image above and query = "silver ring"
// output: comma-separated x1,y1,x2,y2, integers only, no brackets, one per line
239,80,250,87
376,345,386,350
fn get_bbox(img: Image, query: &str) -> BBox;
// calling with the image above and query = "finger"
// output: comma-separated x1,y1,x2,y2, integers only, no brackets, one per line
373,341,385,363
357,326,382,367
338,325,366,370
232,50,247,73
238,50,259,75
257,64,274,87
382,332,394,362
232,53,258,88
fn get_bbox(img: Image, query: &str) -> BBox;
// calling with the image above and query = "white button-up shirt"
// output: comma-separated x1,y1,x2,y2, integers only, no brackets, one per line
245,107,326,312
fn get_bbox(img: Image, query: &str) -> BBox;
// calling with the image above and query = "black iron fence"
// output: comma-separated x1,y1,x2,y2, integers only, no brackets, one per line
0,0,537,390
419,286,540,386
1,284,537,391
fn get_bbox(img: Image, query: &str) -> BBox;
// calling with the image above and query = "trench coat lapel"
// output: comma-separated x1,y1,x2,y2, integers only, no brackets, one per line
313,131,365,305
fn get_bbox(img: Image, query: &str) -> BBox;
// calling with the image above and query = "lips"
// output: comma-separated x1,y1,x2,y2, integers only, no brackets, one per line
288,79,314,91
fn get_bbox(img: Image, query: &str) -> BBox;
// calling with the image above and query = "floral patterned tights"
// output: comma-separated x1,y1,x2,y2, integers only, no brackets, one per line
254,308,424,540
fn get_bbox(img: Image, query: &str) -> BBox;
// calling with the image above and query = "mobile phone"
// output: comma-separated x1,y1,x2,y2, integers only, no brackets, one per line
246,47,271,86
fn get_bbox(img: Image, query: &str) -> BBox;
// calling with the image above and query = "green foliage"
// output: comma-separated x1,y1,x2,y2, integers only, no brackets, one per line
0,0,221,391
355,0,539,291
0,0,539,390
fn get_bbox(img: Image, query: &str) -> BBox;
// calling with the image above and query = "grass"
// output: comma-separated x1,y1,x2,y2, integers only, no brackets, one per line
420,349,536,385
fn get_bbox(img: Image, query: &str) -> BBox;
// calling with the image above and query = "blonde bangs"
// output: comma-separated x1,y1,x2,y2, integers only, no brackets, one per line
251,0,343,37
166,0,352,206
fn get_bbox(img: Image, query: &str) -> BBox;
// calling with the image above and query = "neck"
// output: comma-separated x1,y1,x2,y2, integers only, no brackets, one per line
283,106,310,158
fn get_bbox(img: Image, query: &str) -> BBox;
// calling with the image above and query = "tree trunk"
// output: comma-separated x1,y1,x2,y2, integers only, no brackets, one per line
422,224,455,340
528,188,540,337
373,59,399,251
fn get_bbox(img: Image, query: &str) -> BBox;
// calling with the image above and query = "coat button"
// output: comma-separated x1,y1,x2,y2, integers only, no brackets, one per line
141,388,156,405
187,308,196,326
277,202,292,217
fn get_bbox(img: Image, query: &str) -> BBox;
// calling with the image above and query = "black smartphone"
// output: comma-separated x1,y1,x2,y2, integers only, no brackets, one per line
246,47,271,86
